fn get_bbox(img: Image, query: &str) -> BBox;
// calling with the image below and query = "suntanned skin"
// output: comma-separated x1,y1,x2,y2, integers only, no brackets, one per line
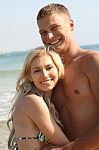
13,54,69,150
37,13,99,150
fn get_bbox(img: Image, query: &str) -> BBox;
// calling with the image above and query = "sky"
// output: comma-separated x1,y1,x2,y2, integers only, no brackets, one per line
0,0,99,52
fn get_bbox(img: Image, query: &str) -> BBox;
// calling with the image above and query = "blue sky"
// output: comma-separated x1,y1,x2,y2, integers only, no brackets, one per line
0,0,99,52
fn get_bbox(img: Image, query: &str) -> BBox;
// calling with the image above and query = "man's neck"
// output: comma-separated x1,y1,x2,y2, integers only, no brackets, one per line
61,43,81,66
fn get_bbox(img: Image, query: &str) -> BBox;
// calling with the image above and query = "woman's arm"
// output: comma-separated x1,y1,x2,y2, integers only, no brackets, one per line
13,95,43,150
13,94,69,150
26,94,69,145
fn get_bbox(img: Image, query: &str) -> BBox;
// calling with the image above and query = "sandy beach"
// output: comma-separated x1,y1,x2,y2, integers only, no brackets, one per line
0,121,9,150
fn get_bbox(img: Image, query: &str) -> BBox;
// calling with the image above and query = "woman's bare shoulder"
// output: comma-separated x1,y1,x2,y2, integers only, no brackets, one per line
15,93,44,112
14,93,48,122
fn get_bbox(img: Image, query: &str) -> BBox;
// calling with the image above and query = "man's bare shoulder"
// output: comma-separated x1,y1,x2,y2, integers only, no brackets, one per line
79,49,99,74
81,49,99,57
77,49,99,64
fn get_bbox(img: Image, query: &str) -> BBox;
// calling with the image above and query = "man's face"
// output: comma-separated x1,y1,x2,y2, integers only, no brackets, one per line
37,13,74,54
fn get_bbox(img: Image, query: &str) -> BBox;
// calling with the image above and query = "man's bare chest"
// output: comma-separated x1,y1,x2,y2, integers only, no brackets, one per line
52,66,98,138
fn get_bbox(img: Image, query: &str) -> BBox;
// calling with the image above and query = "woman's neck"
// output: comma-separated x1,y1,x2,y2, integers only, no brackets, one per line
43,90,52,98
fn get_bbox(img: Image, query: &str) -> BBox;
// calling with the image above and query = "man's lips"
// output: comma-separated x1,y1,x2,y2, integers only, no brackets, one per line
50,38,62,47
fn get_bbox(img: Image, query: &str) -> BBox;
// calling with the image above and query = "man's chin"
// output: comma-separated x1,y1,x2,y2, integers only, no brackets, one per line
54,46,62,53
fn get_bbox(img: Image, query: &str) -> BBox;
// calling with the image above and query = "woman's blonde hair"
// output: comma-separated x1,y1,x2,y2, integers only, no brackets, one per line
7,46,64,150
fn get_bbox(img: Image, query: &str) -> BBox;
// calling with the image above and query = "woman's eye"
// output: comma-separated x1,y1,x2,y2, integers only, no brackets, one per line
47,66,53,70
34,70,40,73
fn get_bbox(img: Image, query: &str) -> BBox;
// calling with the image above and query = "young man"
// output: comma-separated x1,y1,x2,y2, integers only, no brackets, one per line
36,3,99,150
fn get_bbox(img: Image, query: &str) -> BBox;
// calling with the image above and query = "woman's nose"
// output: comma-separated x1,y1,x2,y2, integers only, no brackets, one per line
42,70,48,77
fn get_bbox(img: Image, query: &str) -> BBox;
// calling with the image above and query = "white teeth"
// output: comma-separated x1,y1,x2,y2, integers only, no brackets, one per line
51,40,59,45
41,79,52,84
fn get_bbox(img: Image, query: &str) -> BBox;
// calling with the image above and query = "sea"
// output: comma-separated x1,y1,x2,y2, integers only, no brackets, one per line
0,50,30,149
0,44,99,149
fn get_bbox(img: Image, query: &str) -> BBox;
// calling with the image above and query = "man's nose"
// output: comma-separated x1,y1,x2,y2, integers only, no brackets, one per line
47,32,53,39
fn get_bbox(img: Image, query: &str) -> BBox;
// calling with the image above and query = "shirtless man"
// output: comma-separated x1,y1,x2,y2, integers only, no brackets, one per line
36,3,99,150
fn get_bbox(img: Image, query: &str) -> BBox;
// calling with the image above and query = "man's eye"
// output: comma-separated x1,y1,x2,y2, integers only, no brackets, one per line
40,31,47,36
52,26,59,31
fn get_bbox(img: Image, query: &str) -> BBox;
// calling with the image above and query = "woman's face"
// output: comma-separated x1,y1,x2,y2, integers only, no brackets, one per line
30,54,59,92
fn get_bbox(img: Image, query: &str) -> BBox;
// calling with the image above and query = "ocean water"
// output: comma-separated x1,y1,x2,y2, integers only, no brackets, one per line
0,50,30,150
0,44,99,149
0,50,30,121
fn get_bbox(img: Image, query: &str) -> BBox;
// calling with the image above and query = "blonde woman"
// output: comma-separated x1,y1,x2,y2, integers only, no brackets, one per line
7,46,69,150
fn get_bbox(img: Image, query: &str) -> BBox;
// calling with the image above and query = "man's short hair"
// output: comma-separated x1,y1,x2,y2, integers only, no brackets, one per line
37,3,71,21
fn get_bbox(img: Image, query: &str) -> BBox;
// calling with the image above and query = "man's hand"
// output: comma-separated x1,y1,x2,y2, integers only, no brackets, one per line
35,145,64,150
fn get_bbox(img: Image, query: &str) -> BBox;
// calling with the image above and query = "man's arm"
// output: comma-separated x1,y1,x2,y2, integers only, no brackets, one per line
38,122,99,150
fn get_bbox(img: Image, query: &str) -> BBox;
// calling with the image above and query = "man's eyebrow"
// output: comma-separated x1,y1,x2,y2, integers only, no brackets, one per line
39,24,58,32
39,29,44,32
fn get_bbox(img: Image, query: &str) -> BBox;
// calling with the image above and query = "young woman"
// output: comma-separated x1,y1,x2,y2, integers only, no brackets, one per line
7,46,69,150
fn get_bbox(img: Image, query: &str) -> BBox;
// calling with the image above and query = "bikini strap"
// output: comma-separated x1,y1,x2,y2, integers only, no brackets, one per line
14,132,51,144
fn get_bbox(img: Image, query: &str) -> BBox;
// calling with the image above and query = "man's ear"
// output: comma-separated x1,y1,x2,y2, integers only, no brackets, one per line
70,20,74,31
